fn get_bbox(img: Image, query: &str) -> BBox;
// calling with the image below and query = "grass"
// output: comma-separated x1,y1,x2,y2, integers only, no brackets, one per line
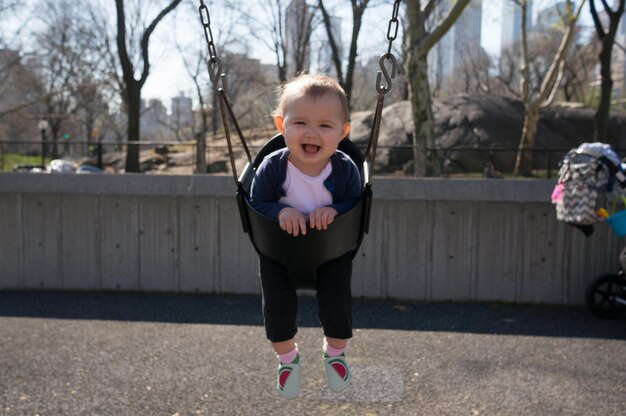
1,153,50,172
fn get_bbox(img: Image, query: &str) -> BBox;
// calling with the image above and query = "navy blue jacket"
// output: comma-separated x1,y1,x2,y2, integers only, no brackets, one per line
250,148,362,219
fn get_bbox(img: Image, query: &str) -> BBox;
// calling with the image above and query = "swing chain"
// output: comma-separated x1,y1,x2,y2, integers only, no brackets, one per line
375,0,401,94
198,1,227,92
385,0,401,55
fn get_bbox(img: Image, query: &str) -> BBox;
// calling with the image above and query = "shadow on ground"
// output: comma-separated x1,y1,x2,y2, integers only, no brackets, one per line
1,290,625,340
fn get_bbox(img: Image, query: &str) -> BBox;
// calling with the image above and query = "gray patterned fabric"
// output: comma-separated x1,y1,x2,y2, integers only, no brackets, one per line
555,150,610,225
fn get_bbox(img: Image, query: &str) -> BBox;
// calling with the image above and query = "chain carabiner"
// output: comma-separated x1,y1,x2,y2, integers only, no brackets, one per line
208,57,227,92
375,0,401,94
367,0,402,179
375,53,397,94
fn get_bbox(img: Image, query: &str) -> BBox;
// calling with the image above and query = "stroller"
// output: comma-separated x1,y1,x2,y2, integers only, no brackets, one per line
551,142,626,318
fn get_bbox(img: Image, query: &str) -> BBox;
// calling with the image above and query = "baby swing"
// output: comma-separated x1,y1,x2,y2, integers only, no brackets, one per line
197,0,401,289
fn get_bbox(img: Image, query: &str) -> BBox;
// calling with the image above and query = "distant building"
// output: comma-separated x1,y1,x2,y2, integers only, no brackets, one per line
285,0,313,76
141,98,169,141
0,48,42,142
535,1,567,30
171,92,193,131
429,0,483,91
501,0,533,52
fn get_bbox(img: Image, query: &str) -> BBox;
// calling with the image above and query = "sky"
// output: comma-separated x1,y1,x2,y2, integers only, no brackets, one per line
1,0,595,111
144,0,588,109
142,1,391,109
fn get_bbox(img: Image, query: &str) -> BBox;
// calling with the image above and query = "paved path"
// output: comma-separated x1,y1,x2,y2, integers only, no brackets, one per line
1,291,625,415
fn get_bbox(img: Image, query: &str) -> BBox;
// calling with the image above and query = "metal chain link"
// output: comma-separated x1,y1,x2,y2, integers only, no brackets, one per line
375,0,401,94
367,0,402,181
197,0,400,185
197,0,250,184
385,0,401,54
198,1,227,92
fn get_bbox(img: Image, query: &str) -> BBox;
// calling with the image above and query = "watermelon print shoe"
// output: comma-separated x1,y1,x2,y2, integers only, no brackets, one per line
276,354,301,399
323,352,351,392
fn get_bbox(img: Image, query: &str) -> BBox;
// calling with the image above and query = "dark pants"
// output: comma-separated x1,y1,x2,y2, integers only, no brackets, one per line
259,252,353,343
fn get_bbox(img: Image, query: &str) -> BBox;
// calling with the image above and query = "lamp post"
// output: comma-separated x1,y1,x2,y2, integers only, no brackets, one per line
38,119,49,168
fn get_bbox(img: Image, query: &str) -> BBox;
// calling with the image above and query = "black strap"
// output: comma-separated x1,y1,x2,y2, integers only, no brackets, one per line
597,155,626,188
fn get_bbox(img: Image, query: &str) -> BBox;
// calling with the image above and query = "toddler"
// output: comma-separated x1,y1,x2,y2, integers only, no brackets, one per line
250,73,361,398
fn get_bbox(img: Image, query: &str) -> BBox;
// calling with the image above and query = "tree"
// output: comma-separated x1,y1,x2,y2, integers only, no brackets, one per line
0,0,28,127
31,0,106,158
561,39,599,104
0,0,24,68
73,78,110,154
229,0,318,83
513,0,585,176
448,46,492,95
115,0,183,173
318,0,372,107
404,0,471,176
589,0,625,145
287,0,317,75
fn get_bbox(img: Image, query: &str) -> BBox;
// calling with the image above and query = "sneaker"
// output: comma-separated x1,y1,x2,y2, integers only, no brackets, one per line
323,352,351,392
277,354,300,399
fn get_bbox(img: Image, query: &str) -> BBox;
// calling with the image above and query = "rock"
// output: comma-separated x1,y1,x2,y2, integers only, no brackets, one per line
349,94,626,174
208,160,228,173
166,152,195,167
139,153,166,171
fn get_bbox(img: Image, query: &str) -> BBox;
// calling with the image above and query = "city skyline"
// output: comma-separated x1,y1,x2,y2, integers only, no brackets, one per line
0,1,586,112
144,0,577,110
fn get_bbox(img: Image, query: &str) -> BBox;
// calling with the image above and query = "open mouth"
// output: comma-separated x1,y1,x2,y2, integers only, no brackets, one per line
302,144,321,154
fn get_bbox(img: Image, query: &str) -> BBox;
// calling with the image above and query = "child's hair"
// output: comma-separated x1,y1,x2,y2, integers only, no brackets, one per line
274,73,349,123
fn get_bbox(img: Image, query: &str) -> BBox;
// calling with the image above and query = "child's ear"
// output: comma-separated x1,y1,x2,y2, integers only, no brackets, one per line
342,123,351,139
274,116,285,133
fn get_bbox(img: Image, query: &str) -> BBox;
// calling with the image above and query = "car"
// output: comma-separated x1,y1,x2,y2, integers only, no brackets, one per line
49,159,78,173
76,165,104,174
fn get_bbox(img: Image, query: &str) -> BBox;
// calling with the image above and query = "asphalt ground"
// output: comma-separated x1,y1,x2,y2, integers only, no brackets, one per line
1,290,625,416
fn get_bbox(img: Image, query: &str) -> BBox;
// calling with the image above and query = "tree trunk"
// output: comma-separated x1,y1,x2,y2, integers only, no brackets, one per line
318,0,343,82
319,0,368,110
589,0,625,147
595,36,614,142
513,0,585,176
125,83,141,172
194,78,209,173
514,105,539,176
344,1,367,105
116,0,182,173
407,50,433,177
404,0,470,177
405,3,432,177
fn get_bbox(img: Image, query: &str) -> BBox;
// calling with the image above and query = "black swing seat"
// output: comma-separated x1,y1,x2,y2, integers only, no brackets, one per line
236,134,372,290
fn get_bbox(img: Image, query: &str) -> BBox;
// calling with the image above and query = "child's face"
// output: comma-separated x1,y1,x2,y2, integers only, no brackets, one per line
274,92,350,176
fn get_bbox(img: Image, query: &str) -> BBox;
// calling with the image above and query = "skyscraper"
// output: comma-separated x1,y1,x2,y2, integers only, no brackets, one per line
535,1,566,30
171,92,193,130
429,0,483,90
501,0,533,52
286,0,313,76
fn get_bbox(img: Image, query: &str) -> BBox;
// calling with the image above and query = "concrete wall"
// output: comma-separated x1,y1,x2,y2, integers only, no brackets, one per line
0,173,620,305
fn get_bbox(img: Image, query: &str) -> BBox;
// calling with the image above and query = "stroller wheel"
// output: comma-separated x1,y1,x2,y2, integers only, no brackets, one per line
585,273,625,319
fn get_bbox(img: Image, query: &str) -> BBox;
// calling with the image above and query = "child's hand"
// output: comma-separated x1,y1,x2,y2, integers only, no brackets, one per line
278,207,307,236
309,207,338,231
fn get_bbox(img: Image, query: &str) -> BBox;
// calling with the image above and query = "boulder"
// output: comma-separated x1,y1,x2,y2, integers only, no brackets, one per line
349,94,626,174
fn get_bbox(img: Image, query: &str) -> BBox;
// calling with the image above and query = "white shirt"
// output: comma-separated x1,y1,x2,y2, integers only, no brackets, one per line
279,161,333,215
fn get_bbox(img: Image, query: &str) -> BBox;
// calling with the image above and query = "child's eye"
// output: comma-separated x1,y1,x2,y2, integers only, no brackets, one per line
320,124,331,128
295,121,306,125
